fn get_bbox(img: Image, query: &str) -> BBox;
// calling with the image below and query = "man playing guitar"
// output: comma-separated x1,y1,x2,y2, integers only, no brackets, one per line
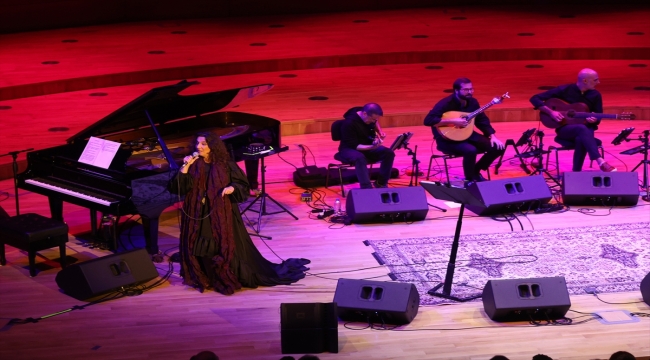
424,77,505,184
530,68,617,172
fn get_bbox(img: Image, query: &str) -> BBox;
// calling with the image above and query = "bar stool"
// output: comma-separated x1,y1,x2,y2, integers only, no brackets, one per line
426,153,491,185
0,213,69,277
546,137,604,179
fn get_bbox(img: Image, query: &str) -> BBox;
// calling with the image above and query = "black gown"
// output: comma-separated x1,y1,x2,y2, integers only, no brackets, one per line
170,160,310,294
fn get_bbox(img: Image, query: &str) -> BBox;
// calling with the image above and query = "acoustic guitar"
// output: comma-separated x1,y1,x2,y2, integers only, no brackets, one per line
436,92,509,141
539,98,635,129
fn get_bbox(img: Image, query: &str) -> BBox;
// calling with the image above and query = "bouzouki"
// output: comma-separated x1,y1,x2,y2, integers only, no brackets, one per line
539,98,635,129
436,92,509,141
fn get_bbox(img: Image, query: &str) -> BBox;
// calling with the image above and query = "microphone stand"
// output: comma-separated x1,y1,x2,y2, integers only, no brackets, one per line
629,130,650,202
0,148,33,216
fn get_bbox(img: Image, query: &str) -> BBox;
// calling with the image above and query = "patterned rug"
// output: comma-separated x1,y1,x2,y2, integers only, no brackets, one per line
364,222,650,306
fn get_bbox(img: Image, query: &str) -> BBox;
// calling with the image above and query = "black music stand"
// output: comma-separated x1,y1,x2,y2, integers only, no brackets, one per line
392,132,446,212
0,148,34,216
241,149,298,235
494,128,534,175
420,181,484,302
626,129,650,202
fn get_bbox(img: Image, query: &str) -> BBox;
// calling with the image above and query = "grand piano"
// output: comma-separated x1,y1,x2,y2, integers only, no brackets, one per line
17,80,282,259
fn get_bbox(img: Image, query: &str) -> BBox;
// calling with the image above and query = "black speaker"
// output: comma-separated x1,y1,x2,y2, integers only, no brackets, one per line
333,278,420,325
562,171,639,206
280,302,338,354
466,175,552,215
345,187,429,223
55,248,158,300
482,276,571,322
641,272,650,306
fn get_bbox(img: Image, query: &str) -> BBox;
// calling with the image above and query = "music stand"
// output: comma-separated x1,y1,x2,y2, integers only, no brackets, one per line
624,129,650,201
389,132,413,152
420,180,485,301
241,147,298,235
494,129,534,175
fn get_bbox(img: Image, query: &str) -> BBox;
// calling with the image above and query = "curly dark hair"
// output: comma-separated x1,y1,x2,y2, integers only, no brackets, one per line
191,131,229,166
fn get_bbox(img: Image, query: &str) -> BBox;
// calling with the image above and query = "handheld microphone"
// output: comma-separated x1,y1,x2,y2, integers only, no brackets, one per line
182,152,199,167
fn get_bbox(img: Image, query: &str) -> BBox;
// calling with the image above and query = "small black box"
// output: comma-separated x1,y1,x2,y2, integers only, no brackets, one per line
280,302,338,354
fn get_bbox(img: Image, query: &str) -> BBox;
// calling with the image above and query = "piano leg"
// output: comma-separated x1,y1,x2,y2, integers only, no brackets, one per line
141,216,163,263
49,197,64,221
90,209,98,238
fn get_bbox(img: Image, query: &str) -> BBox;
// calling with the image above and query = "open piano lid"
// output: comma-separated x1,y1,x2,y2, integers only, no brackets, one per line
67,80,273,143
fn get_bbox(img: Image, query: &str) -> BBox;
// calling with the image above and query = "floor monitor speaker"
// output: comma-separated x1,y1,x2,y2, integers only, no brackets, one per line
641,272,650,307
482,276,571,322
55,248,158,300
562,171,639,206
345,187,429,223
466,175,552,215
333,278,420,325
280,302,338,354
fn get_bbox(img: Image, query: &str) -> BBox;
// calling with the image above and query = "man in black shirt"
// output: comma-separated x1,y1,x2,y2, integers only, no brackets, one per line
338,103,394,189
424,78,505,183
530,68,616,172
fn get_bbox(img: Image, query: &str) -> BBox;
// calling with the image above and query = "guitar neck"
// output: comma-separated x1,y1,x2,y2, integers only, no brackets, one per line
467,101,496,119
570,112,620,120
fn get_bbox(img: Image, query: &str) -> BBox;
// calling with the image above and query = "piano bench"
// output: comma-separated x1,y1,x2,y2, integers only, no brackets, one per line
0,213,69,277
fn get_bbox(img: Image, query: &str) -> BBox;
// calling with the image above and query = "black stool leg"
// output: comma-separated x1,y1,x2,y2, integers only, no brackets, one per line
0,243,6,266
427,155,434,180
443,157,451,185
59,236,67,268
338,167,346,198
28,248,37,277
325,164,331,189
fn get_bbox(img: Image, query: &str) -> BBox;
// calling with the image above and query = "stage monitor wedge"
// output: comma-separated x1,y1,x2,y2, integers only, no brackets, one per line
562,171,639,206
333,278,420,325
345,187,429,223
641,272,650,307
482,276,571,322
55,248,158,300
466,175,552,215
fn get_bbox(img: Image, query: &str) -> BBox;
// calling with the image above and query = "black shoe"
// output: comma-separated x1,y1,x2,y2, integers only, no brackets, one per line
373,181,388,188
473,172,487,182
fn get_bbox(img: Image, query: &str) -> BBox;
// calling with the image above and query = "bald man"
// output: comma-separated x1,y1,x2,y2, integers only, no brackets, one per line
530,68,616,172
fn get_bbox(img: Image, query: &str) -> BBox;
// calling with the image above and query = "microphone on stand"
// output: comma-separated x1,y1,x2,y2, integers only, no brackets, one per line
181,152,199,167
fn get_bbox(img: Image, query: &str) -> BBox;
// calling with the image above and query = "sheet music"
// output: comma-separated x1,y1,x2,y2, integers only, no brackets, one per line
78,136,121,169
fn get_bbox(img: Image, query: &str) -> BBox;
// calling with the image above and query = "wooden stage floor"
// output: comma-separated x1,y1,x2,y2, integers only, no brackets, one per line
1,121,649,360
1,4,650,359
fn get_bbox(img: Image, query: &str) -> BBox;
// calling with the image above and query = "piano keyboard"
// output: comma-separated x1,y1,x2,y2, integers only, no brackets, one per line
25,178,118,206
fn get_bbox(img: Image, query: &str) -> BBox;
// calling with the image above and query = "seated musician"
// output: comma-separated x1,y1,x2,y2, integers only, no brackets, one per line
530,68,616,172
338,103,394,189
424,77,505,183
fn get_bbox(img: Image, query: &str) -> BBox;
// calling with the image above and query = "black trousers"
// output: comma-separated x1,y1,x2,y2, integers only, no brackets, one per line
555,124,601,171
436,132,504,181
336,146,395,188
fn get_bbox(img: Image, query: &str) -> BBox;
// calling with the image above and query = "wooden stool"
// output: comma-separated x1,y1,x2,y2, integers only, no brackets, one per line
0,213,69,277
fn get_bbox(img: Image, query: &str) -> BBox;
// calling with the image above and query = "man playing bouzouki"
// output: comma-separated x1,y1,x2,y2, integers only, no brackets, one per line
530,68,617,172
424,77,505,184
